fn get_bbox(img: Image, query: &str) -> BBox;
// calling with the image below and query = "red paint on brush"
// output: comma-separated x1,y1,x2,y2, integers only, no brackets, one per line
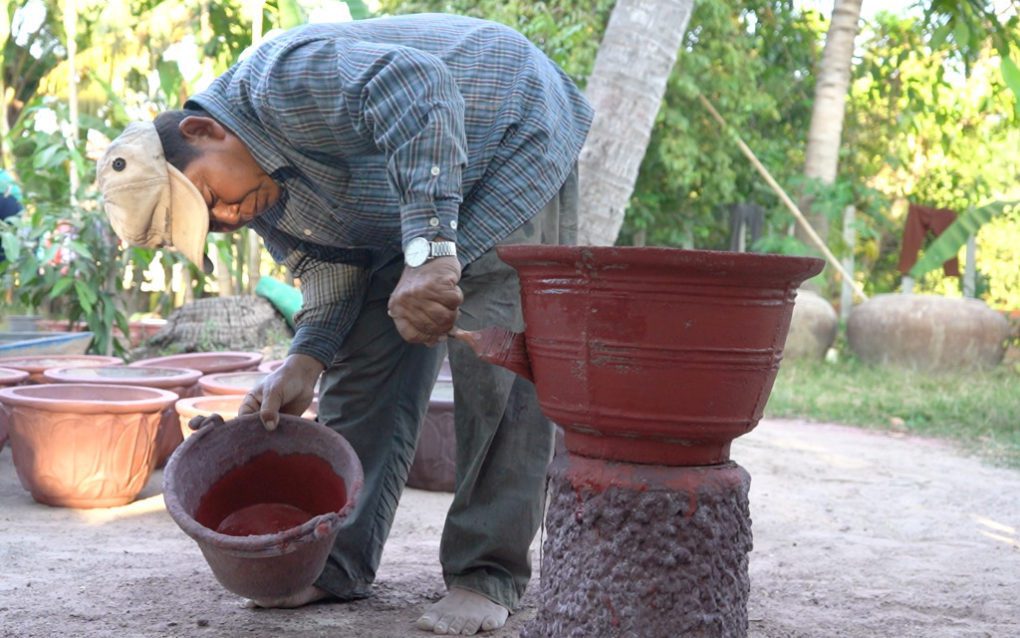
195,451,346,532
449,327,532,381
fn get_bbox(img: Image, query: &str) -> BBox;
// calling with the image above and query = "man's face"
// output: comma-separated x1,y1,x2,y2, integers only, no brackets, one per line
179,117,282,233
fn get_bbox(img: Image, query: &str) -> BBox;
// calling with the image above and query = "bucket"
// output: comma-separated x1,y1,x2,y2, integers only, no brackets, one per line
163,414,363,600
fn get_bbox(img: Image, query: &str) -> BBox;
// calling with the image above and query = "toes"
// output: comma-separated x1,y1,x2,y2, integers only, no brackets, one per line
459,616,483,635
445,615,468,635
416,611,440,631
480,616,500,632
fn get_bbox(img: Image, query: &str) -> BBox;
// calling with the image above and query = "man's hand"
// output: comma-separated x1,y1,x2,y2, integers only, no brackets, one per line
388,255,463,346
239,353,324,431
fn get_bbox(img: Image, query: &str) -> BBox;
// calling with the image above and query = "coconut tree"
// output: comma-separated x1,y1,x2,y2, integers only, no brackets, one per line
797,0,863,247
577,0,694,246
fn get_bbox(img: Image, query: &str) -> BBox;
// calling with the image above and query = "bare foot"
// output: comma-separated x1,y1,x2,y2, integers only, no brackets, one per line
244,585,332,609
415,587,509,635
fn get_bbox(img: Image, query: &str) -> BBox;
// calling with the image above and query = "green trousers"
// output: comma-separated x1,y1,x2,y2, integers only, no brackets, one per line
314,168,577,610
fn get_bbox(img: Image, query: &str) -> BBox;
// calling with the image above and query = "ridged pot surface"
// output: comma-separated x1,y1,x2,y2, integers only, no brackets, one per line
0,383,179,507
163,414,363,600
42,366,203,468
496,245,824,466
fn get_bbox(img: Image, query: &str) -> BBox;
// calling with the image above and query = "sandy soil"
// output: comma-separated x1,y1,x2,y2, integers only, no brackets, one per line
1,418,1018,638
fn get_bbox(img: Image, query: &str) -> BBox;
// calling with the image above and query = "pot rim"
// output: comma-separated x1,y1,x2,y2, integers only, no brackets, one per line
0,383,179,413
197,371,269,395
0,354,123,373
42,365,203,388
0,366,29,386
495,245,825,281
128,351,264,374
163,413,363,556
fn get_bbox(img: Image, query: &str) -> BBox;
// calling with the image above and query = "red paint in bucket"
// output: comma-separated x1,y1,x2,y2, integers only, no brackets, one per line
217,503,314,536
195,450,346,532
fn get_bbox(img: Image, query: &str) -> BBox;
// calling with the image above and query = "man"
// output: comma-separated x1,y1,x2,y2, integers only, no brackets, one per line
97,14,591,636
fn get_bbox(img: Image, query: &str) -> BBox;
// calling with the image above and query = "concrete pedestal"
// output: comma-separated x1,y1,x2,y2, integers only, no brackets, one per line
525,455,752,638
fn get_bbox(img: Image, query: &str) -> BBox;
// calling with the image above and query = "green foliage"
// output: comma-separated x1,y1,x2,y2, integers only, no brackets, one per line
375,0,614,85
623,0,823,249
909,201,1019,279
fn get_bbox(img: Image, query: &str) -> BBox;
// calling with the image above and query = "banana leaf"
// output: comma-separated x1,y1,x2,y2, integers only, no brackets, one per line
909,200,1018,278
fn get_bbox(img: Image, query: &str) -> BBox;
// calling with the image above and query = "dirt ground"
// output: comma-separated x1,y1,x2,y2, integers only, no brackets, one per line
1,417,1018,638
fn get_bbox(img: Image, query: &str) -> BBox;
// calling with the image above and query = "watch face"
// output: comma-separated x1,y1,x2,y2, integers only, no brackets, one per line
405,237,429,267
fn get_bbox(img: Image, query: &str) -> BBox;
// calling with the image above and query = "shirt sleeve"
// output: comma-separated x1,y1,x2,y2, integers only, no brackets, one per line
277,244,370,367
343,44,467,249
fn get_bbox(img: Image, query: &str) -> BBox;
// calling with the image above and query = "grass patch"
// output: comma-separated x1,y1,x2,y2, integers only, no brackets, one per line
765,356,1020,468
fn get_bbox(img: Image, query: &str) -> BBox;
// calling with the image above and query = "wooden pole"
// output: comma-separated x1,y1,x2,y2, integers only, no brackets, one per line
697,94,867,302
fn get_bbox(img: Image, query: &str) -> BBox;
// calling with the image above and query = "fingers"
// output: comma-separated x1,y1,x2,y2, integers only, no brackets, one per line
188,413,225,431
259,383,284,432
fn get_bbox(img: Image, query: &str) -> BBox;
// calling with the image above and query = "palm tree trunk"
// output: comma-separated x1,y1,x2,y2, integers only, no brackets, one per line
577,0,694,246
798,0,864,245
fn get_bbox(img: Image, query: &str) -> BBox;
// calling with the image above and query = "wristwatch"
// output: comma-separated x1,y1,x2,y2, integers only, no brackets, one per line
404,237,457,267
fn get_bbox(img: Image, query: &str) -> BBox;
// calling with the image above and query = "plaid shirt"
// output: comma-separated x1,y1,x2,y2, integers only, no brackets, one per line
188,14,592,365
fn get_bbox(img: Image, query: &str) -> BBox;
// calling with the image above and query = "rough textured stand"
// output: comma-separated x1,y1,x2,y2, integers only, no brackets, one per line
525,455,752,638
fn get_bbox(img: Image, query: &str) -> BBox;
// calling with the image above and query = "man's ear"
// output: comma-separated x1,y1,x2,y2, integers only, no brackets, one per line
179,116,227,142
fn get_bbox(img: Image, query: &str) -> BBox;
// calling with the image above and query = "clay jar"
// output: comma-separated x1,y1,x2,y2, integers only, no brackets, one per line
0,383,179,508
0,354,123,384
0,366,30,452
495,245,824,466
130,351,263,377
198,371,269,396
163,413,363,600
42,366,203,468
407,377,455,492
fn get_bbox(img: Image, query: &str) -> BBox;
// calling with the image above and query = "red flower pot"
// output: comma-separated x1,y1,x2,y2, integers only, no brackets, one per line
493,246,823,466
0,383,179,508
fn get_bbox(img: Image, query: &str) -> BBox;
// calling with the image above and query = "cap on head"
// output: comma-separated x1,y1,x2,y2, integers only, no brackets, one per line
97,121,209,268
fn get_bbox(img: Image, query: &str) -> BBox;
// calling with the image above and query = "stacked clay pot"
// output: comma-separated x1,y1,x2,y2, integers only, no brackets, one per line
0,383,178,507
0,354,123,384
130,351,264,388
42,365,202,468
0,366,30,453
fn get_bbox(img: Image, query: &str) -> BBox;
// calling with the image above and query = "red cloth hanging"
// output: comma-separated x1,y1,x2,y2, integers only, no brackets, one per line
897,203,961,277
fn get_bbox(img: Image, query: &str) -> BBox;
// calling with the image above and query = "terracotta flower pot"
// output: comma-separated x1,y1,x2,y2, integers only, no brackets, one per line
0,366,30,453
0,383,179,508
0,354,123,384
130,351,263,376
493,246,824,466
163,413,363,600
42,366,203,468
257,359,283,374
176,395,318,441
198,371,269,396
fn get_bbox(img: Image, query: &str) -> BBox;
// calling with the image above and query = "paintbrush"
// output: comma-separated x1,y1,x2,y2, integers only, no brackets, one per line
448,327,533,381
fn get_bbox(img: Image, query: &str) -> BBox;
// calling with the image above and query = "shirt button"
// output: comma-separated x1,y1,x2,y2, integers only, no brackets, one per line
430,166,441,176
428,217,439,227
303,228,313,236
450,220,458,230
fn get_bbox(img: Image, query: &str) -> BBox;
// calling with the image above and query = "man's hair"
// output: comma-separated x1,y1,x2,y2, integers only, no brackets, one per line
153,108,209,171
